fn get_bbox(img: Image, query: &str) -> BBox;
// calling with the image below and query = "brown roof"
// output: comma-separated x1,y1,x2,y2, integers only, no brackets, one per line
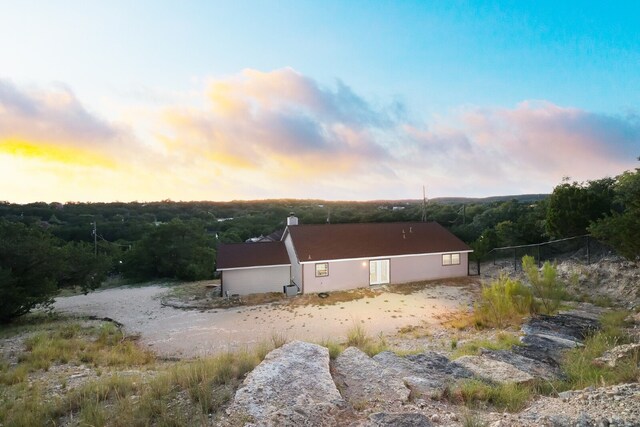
217,241,290,270
287,222,471,262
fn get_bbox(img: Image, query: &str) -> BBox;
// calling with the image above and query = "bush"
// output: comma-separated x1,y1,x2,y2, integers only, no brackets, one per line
521,255,565,314
474,274,533,328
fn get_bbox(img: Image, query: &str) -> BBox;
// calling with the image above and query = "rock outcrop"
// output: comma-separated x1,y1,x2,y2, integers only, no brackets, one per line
451,355,534,385
333,347,410,406
367,412,433,426
227,340,343,425
593,343,640,368
373,350,473,396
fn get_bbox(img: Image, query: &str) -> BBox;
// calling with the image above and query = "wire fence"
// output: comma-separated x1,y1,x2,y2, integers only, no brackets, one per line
486,235,614,272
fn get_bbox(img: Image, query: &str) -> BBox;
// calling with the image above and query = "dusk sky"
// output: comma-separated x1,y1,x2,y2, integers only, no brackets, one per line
1,0,639,202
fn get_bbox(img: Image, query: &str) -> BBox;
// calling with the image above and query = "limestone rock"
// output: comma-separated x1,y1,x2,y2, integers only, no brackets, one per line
593,343,640,367
451,355,534,385
334,347,410,406
228,341,342,425
373,351,473,396
480,349,563,381
367,412,432,426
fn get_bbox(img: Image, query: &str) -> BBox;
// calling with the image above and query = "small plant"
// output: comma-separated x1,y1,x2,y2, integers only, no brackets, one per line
319,338,344,359
474,274,532,328
345,324,388,356
522,255,565,315
451,333,521,359
270,331,288,349
445,379,532,412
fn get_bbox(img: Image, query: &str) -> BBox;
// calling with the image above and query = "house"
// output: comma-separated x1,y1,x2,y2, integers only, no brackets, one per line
216,215,472,295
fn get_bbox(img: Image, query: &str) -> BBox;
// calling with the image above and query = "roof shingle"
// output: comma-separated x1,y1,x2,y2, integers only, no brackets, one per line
217,241,290,269
287,222,471,262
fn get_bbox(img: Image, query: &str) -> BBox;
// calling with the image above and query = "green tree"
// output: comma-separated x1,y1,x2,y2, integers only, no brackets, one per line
590,168,640,259
122,219,215,281
546,178,615,239
0,221,109,323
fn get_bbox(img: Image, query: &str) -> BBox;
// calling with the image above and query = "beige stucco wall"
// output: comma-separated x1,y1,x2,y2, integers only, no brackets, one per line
284,234,302,287
222,266,290,296
301,252,469,293
389,252,469,283
302,259,370,293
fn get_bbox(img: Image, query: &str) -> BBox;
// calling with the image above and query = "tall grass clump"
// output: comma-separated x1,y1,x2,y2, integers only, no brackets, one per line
451,332,522,359
557,309,638,391
444,379,532,412
522,255,565,315
345,323,388,356
474,274,533,328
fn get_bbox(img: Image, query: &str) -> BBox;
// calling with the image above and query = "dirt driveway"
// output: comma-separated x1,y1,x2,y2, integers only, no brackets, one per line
54,283,477,359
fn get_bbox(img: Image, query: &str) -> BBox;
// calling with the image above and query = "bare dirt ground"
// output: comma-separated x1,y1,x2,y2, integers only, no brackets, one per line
53,280,479,359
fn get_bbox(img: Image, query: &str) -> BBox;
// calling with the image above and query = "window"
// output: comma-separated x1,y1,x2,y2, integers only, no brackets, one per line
369,259,389,285
442,253,460,266
315,262,329,277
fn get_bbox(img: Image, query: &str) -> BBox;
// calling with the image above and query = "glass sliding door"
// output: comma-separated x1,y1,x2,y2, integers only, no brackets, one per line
369,259,389,285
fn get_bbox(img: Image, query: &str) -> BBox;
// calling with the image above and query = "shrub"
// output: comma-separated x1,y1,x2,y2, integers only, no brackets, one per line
522,255,565,314
474,274,533,328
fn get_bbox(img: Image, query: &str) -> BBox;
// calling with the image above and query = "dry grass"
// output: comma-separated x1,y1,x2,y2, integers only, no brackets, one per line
0,316,279,427
386,276,480,295
397,323,431,339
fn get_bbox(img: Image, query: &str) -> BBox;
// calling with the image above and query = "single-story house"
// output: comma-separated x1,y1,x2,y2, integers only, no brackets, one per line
216,215,472,295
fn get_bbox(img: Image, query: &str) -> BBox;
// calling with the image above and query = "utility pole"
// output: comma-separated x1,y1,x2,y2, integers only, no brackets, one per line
421,185,428,222
92,221,97,257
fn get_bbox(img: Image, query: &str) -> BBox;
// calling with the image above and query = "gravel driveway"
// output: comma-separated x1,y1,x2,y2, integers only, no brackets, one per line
54,284,475,359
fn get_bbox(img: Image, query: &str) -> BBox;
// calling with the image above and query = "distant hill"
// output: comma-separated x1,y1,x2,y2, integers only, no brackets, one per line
370,194,549,205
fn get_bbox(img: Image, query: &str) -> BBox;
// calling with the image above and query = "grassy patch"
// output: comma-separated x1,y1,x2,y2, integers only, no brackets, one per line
552,309,638,392
451,332,522,359
319,338,344,359
397,323,431,339
0,317,275,426
444,379,532,412
473,274,532,329
345,324,388,357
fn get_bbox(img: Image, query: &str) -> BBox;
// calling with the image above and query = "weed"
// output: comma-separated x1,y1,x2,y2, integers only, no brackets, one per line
345,324,388,356
522,255,565,315
270,331,288,349
474,274,532,328
319,338,344,359
555,311,637,391
346,323,369,348
451,332,521,359
462,410,488,427
445,379,532,412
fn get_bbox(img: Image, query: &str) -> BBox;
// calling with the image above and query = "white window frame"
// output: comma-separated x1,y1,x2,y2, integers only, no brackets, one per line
442,253,460,266
315,262,329,277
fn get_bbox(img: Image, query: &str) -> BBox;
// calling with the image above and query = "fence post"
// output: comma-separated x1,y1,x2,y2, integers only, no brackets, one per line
513,248,517,271
586,235,591,264
537,245,541,268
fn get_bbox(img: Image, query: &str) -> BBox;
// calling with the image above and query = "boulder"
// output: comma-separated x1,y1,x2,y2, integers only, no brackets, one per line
522,313,598,342
367,412,432,426
228,341,343,425
373,351,473,396
451,355,534,385
593,343,640,367
513,333,578,366
333,347,410,406
479,349,563,381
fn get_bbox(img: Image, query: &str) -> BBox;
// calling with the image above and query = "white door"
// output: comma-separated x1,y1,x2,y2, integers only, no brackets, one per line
369,260,389,285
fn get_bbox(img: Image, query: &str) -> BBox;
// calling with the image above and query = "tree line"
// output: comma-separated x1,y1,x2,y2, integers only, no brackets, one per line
1,165,638,322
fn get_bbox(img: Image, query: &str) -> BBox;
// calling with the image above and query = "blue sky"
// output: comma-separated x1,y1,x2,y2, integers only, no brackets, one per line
0,1,638,202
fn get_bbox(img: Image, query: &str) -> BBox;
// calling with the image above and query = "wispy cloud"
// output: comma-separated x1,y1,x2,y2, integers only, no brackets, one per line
1,71,638,202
